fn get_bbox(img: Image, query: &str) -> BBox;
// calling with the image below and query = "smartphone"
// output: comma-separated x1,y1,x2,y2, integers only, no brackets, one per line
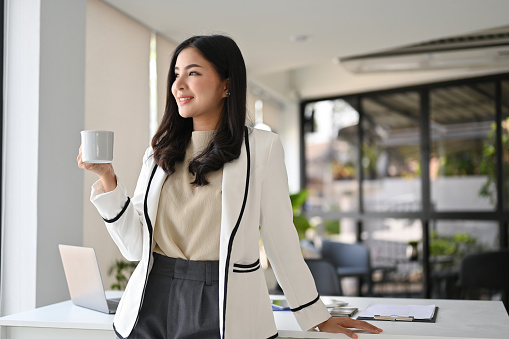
330,307,358,317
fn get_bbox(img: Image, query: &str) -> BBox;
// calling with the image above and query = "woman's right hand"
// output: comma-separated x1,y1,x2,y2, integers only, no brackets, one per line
77,145,117,192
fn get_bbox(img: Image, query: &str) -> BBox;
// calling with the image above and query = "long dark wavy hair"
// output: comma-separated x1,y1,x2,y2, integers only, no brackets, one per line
151,35,247,186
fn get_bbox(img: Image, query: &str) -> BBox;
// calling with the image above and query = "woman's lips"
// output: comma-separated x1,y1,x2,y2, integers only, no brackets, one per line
177,96,194,105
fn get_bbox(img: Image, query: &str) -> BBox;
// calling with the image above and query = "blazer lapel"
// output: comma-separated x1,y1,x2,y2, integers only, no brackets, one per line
145,165,168,234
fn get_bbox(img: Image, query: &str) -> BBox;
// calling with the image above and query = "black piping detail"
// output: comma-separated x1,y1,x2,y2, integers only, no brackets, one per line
128,164,158,337
290,294,321,313
233,259,260,269
113,324,126,339
103,197,130,223
233,264,260,273
267,333,278,339
143,164,158,239
222,127,250,339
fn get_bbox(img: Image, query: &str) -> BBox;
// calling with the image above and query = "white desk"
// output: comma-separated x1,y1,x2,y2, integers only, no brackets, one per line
0,291,121,339
276,296,509,338
1,294,508,339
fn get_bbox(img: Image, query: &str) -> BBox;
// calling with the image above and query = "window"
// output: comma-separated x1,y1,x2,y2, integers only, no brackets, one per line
304,99,359,212
302,73,509,300
430,83,496,211
502,80,509,210
362,92,421,212
429,220,498,299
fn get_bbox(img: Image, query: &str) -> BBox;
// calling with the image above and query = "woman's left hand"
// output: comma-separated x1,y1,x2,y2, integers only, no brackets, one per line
317,317,383,338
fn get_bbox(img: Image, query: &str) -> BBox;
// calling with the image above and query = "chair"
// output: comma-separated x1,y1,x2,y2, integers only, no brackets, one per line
269,259,343,296
304,259,343,296
457,250,509,309
321,240,372,296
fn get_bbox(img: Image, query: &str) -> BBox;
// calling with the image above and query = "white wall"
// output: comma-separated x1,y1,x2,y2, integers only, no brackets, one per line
156,34,177,125
279,100,301,193
1,0,86,314
255,61,509,100
83,0,151,290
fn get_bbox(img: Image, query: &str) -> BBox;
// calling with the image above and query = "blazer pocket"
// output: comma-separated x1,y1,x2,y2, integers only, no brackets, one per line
233,259,261,273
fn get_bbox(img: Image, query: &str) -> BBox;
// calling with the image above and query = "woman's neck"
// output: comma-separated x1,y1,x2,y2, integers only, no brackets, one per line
192,112,221,131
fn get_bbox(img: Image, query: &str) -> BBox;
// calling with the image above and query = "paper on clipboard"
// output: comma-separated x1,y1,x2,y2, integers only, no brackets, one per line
357,304,436,320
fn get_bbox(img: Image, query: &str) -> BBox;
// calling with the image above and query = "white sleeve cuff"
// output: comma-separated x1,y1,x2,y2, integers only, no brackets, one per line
293,298,331,331
90,178,130,221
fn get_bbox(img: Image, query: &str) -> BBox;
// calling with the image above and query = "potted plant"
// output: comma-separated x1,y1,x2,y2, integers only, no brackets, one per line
108,259,138,290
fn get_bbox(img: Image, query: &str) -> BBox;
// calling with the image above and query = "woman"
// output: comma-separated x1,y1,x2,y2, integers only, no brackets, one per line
78,35,382,339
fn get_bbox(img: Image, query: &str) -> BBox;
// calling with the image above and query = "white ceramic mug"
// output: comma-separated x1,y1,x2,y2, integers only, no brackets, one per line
80,130,114,163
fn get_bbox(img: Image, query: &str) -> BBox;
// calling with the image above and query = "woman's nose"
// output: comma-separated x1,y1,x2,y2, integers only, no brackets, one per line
174,76,185,90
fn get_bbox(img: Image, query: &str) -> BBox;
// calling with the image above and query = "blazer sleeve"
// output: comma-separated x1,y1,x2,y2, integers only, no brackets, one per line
89,147,153,261
259,134,331,331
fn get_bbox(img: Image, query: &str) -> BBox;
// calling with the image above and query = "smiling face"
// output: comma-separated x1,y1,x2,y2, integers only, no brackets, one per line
171,47,229,131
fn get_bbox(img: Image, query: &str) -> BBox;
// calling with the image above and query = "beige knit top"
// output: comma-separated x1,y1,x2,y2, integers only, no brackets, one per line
153,130,222,260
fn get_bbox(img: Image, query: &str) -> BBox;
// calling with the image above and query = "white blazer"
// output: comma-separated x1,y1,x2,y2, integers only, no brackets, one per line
91,127,330,339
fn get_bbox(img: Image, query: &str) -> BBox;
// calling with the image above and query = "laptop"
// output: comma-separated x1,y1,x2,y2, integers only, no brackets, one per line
58,244,120,314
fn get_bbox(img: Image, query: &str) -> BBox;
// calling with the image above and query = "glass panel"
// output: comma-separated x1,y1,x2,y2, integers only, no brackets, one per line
362,92,421,212
304,99,359,212
502,80,509,210
304,217,357,294
313,217,357,242
429,220,498,299
363,218,423,297
430,83,496,211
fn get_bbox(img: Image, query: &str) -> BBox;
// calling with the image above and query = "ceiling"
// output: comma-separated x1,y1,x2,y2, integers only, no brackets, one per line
102,0,509,77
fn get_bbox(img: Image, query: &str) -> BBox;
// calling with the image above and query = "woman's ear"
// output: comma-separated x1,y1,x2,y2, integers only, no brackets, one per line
222,78,230,98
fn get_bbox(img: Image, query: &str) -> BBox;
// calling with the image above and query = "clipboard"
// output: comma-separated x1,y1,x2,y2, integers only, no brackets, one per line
357,304,439,323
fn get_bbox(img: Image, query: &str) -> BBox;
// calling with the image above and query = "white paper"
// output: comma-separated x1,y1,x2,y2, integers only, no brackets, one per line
357,304,436,320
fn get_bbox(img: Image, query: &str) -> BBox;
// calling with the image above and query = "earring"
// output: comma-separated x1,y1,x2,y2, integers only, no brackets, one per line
226,92,231,97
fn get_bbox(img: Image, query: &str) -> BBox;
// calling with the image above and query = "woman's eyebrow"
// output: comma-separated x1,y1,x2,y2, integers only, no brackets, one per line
174,64,202,70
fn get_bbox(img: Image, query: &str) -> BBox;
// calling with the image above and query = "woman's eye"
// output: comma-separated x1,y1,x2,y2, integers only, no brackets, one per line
174,73,180,78
189,71,198,76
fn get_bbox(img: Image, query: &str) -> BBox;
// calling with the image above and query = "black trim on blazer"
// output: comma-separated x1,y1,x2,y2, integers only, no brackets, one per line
268,333,278,339
233,259,260,269
143,164,158,239
233,264,260,273
222,127,250,339
125,164,158,337
113,324,125,339
103,197,131,223
290,294,320,313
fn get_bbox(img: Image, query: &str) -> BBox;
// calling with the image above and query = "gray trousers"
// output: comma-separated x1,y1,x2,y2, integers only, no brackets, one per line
124,253,220,339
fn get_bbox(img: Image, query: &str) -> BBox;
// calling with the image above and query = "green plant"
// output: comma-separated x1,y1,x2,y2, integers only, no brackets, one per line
429,231,482,271
290,190,312,240
479,119,509,206
361,143,379,179
290,190,341,238
324,219,340,235
108,259,138,290
408,240,419,247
